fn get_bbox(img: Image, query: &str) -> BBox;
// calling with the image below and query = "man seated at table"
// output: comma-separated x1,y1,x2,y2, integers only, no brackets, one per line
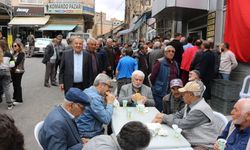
39,88,90,150
214,98,250,150
162,78,185,114
76,73,116,139
118,70,155,106
153,80,224,149
83,121,151,150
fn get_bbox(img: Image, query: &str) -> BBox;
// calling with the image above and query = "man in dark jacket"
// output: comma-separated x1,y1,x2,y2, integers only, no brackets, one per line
59,37,93,94
191,41,215,100
42,38,58,87
167,33,184,67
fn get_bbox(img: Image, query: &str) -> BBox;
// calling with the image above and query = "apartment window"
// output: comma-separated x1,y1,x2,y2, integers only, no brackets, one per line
20,0,43,4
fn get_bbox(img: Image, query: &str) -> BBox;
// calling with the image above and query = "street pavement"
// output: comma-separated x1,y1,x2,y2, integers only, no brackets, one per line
0,57,64,150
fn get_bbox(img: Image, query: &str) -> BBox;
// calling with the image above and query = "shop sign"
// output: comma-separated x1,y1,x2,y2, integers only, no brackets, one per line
207,11,216,38
14,7,44,16
47,3,83,14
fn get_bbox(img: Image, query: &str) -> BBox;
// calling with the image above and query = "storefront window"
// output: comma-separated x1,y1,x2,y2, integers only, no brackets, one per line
20,0,43,4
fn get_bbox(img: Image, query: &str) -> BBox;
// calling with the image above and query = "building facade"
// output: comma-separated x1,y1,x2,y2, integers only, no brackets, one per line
92,12,123,38
0,0,11,38
8,0,94,42
152,0,226,45
121,0,153,43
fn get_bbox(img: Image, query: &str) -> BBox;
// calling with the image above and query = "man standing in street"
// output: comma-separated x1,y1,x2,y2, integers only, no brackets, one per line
59,37,93,94
86,38,100,80
167,33,184,67
219,42,238,80
76,73,116,139
42,38,58,87
104,38,115,78
54,35,65,82
39,88,90,150
150,45,179,111
116,49,138,95
27,33,35,58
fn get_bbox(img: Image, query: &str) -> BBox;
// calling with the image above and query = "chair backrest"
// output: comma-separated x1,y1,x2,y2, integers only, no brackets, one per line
213,111,228,129
34,121,44,149
240,75,250,98
148,73,152,87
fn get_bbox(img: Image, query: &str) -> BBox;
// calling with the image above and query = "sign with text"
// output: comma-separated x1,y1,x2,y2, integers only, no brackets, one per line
47,3,83,14
14,7,44,16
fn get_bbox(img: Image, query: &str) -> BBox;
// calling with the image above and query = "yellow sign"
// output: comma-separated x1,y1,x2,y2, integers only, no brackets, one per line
7,34,13,48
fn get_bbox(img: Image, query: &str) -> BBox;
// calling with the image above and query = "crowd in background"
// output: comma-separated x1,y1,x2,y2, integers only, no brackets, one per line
1,30,248,150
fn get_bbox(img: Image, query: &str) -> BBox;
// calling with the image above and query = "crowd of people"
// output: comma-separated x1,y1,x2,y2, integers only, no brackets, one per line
0,30,249,150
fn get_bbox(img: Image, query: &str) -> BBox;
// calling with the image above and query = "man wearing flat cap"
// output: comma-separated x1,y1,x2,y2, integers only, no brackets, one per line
153,81,224,149
39,88,90,150
162,78,185,114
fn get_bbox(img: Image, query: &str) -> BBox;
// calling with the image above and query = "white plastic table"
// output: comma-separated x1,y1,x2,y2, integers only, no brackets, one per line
111,107,193,150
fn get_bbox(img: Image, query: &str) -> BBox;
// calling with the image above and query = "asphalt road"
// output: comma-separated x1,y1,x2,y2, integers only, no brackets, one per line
0,57,64,150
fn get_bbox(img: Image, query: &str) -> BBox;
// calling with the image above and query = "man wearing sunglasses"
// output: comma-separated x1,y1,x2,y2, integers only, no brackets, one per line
76,73,116,139
150,45,180,112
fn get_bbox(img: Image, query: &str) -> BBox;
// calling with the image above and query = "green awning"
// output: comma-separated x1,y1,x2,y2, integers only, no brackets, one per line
39,24,76,31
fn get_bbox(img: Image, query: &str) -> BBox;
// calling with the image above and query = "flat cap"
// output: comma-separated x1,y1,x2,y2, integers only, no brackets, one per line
65,88,90,106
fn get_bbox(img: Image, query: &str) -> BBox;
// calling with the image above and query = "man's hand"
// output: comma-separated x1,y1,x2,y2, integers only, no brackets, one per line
213,141,219,150
59,84,64,91
82,138,89,144
152,113,164,123
105,92,116,104
141,96,147,104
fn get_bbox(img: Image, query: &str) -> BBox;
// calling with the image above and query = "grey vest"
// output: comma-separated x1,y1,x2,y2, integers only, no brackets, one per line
182,98,224,147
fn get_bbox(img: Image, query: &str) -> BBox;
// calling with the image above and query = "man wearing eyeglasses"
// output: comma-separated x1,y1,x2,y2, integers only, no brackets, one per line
76,73,116,139
150,45,180,112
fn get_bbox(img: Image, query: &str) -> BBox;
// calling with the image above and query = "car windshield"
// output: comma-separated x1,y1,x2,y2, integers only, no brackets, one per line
35,38,51,48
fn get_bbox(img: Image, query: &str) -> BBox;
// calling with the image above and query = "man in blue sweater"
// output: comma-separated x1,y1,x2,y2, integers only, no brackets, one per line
76,73,116,139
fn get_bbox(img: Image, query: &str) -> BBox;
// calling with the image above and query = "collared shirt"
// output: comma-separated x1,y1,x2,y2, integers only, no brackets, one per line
50,44,57,62
73,50,83,83
61,104,75,119
217,121,250,150
168,59,178,83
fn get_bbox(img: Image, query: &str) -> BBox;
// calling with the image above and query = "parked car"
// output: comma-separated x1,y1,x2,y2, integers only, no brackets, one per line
33,38,52,56
66,32,91,42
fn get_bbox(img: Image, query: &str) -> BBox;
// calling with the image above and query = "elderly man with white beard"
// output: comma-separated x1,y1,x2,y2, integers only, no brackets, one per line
214,98,250,150
118,70,155,107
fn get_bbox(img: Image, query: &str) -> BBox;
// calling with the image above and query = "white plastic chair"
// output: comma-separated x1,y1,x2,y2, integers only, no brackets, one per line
240,75,250,98
213,111,228,129
34,121,44,149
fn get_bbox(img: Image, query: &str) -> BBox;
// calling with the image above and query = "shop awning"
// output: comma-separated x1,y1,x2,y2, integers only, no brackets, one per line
133,11,151,31
8,16,50,26
38,24,77,31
